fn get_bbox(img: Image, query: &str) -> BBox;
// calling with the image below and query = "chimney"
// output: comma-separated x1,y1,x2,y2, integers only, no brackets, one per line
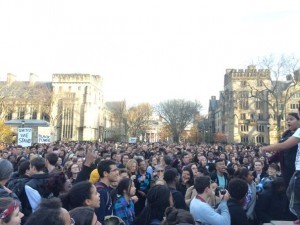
29,73,38,86
6,73,16,85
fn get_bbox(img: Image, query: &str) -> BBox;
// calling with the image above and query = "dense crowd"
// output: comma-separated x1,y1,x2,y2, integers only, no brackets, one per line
0,112,300,225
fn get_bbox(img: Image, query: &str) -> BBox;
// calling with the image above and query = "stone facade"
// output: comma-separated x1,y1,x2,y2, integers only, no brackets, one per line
209,65,300,144
1,73,106,141
51,74,104,141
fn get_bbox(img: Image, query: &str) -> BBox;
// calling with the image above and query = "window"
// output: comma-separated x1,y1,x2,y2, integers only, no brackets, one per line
17,107,25,119
257,125,265,132
256,136,265,143
258,113,264,120
250,114,254,119
256,101,263,110
29,107,37,120
241,124,249,132
239,91,249,98
241,135,249,143
290,103,299,109
41,113,50,122
291,93,300,99
239,100,249,109
257,80,263,87
5,112,12,120
241,81,247,87
240,113,246,120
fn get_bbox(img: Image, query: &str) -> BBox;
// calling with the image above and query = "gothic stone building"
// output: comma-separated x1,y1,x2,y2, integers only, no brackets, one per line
1,73,105,141
208,65,300,145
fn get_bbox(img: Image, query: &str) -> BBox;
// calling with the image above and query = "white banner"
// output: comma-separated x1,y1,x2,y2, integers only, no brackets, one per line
38,127,51,144
128,137,137,143
18,128,32,147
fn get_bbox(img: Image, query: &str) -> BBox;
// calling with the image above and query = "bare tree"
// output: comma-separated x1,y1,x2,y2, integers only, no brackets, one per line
155,99,202,143
126,103,152,137
248,55,300,136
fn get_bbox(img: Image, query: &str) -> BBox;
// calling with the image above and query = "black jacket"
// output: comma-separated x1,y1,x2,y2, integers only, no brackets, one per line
255,185,290,223
227,198,249,225
25,173,50,198
210,171,229,189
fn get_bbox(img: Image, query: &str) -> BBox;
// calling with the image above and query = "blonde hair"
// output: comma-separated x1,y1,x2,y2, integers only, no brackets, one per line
126,159,137,174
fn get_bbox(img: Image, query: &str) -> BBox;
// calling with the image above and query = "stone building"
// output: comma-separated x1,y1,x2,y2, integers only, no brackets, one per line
0,73,51,124
209,65,300,145
51,74,104,141
1,73,106,142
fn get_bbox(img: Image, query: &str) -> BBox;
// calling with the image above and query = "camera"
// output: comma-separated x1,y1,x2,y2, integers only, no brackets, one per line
215,187,226,196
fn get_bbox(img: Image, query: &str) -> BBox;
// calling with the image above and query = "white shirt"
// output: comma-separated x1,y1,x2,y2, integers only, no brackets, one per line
293,128,300,171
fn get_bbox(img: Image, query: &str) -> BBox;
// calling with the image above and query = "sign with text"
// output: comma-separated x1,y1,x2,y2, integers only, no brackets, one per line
18,128,32,147
128,137,137,143
38,127,51,144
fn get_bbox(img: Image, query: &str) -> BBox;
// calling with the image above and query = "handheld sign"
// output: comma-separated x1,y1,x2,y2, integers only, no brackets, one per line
18,128,32,147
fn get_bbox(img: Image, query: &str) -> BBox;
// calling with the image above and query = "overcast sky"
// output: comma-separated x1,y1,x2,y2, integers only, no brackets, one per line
0,0,299,112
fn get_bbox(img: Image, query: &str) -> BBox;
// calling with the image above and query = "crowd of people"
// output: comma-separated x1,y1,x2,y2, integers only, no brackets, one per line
0,111,299,225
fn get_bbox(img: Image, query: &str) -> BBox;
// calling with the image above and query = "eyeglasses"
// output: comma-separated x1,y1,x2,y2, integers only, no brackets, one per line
71,218,75,225
157,170,164,172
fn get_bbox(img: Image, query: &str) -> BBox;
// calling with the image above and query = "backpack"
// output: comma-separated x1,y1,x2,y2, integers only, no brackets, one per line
7,177,30,198
95,183,111,208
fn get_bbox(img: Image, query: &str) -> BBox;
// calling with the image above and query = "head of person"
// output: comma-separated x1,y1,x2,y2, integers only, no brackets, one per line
272,177,286,193
119,168,130,179
161,207,195,225
268,163,280,177
29,157,45,176
133,185,172,225
45,153,59,167
238,168,253,184
198,156,207,167
17,160,30,177
136,158,147,172
215,159,226,174
121,154,129,166
0,159,13,184
155,164,165,177
60,181,100,210
207,151,214,161
45,172,71,197
254,160,263,173
228,178,248,205
187,163,198,177
125,159,137,175
194,176,212,196
25,198,73,225
0,198,23,225
182,153,190,165
163,155,172,167
114,178,136,199
181,167,194,186
286,112,300,131
104,216,125,225
69,207,101,225
163,168,179,186
67,163,80,178
97,160,118,183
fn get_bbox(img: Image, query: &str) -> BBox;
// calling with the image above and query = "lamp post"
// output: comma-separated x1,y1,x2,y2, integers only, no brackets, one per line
267,123,271,144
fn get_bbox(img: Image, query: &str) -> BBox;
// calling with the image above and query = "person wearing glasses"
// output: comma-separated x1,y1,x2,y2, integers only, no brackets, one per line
25,198,75,225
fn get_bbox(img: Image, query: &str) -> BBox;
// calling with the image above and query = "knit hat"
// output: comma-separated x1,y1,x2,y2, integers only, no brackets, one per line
0,159,13,181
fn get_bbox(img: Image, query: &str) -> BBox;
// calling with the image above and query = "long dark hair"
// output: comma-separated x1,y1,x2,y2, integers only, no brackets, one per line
60,181,93,210
111,178,132,204
132,185,171,225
